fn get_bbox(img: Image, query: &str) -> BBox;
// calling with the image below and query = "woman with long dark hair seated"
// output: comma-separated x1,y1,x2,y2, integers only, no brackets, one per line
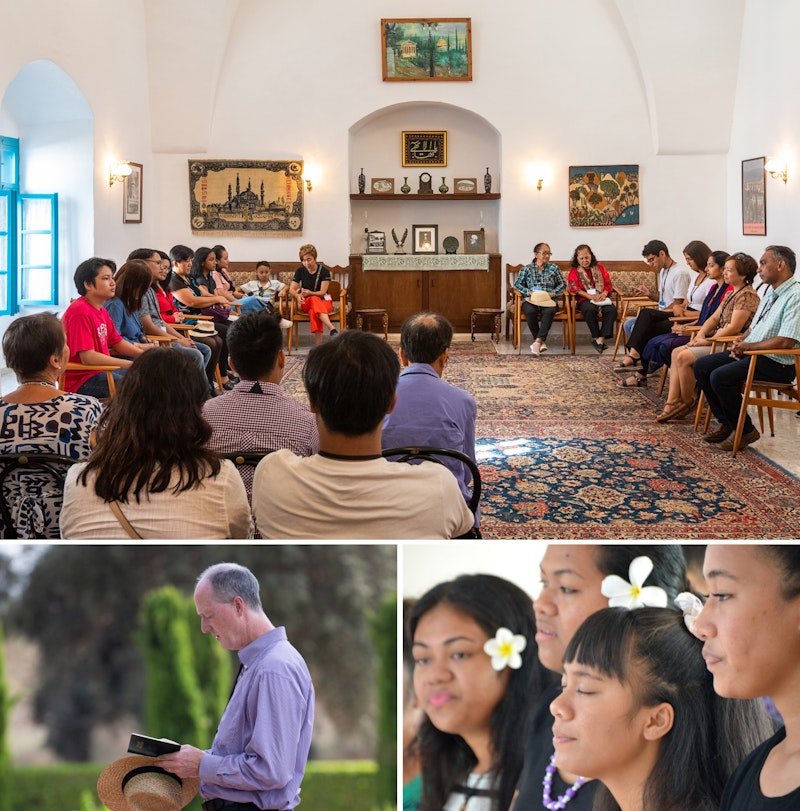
210,244,266,314
60,350,252,539
1,313,103,538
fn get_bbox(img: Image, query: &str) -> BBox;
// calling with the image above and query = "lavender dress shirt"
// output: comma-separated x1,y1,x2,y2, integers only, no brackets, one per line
382,363,479,526
200,627,315,809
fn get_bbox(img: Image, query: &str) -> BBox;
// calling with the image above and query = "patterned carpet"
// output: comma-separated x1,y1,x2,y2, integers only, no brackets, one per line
282,351,800,539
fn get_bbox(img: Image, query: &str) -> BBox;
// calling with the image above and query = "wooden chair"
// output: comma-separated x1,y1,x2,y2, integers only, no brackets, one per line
611,296,660,359
382,446,481,517
0,452,77,539
287,272,349,354
170,319,226,389
58,362,120,397
565,289,621,355
693,335,743,432
505,264,569,353
730,348,800,456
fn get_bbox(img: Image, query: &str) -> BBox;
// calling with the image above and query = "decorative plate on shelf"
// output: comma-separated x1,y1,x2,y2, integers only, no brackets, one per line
442,236,459,254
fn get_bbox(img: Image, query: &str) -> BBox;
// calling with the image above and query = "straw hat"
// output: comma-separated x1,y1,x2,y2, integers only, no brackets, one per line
188,321,217,338
527,290,556,307
97,755,199,811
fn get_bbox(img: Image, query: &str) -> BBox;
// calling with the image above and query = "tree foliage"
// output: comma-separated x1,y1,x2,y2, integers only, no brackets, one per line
368,592,397,808
5,545,396,760
0,618,10,811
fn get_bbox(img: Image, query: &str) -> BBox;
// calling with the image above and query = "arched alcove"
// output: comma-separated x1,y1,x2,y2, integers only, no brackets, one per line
348,101,501,254
1,59,93,310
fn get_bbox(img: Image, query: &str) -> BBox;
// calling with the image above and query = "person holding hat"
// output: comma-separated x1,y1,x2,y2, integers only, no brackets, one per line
513,243,566,356
156,563,315,811
98,754,199,811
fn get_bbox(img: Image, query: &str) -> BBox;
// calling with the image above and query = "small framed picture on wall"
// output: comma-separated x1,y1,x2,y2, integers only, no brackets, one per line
123,162,143,224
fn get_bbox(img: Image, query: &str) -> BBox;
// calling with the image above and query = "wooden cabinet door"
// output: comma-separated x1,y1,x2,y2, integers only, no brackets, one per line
428,268,500,330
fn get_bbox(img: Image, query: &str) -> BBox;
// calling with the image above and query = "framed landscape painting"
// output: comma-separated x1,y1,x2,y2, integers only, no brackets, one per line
568,165,639,227
123,162,143,224
382,19,472,81
742,157,766,235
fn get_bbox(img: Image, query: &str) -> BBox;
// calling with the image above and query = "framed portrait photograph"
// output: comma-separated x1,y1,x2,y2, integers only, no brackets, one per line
742,157,767,235
370,178,395,194
402,131,447,168
453,177,477,194
382,18,472,81
412,224,438,254
366,230,387,254
463,229,485,254
123,162,143,224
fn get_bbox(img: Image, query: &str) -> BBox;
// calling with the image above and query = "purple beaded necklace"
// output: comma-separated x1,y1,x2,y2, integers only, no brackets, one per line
542,753,586,810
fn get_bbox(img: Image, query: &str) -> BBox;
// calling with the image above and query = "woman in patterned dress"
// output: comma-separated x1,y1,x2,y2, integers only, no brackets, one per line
0,313,102,538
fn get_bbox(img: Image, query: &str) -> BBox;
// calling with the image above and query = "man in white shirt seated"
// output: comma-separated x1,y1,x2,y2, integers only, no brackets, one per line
252,330,475,539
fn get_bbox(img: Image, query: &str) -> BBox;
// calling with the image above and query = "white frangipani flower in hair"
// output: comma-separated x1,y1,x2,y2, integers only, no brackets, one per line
600,555,668,609
483,627,527,671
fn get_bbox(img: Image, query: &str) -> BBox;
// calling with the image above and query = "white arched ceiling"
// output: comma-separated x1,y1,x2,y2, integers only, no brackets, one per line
143,0,240,153
1,59,91,125
612,0,745,155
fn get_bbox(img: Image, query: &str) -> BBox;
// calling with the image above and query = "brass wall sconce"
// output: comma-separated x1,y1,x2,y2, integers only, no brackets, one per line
109,160,133,187
765,157,788,184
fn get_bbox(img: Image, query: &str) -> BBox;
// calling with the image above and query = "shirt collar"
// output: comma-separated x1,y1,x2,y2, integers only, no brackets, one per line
400,363,438,377
239,626,287,668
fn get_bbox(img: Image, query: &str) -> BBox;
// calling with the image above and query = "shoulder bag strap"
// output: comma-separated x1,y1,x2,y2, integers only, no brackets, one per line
109,500,143,539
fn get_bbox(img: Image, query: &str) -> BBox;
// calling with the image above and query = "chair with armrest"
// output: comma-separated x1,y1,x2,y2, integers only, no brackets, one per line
381,446,481,518
693,335,743,432
611,296,660,359
730,348,800,456
506,264,570,354
287,271,349,354
0,452,78,539
653,318,702,396
566,289,621,355
58,362,120,397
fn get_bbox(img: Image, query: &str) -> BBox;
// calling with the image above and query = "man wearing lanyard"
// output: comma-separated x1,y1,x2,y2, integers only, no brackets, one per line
693,245,800,450
157,563,315,811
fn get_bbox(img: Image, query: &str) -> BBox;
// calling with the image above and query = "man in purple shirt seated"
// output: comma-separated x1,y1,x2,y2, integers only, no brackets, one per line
381,312,480,537
158,563,315,811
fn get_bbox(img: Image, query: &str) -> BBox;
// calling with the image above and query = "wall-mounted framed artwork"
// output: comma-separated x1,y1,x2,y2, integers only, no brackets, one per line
123,162,143,224
188,159,304,232
371,178,395,194
742,157,767,236
382,18,472,81
463,229,485,253
402,131,447,168
412,224,438,254
568,165,639,227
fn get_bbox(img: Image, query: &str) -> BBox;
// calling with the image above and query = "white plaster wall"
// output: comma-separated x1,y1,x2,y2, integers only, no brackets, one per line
1,0,758,299
726,0,800,260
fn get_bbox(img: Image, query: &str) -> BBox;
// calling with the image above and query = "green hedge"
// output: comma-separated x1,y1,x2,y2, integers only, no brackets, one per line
9,760,388,811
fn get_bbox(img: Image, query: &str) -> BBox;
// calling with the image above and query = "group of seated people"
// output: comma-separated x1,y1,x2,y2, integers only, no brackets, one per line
515,237,800,453
404,544,800,811
0,296,477,538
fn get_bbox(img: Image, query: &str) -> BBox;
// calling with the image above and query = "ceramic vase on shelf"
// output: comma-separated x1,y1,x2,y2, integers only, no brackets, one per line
484,167,492,193
400,177,411,194
358,168,366,194
439,177,449,194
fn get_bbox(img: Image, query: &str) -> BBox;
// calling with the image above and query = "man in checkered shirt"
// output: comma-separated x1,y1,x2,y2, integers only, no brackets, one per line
202,310,318,498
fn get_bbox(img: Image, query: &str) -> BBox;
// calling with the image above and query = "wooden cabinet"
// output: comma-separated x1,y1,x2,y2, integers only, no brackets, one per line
348,254,501,331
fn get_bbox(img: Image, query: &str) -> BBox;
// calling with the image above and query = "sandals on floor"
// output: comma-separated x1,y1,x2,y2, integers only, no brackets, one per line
616,373,647,388
614,353,640,369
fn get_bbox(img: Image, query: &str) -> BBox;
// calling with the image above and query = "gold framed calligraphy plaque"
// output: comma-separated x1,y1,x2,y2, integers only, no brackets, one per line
402,131,447,167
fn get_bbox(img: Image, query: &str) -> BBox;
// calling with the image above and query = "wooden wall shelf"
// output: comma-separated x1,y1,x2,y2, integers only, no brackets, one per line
350,193,500,201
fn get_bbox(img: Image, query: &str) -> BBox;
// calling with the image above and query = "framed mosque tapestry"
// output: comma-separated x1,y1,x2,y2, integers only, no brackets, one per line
188,160,304,233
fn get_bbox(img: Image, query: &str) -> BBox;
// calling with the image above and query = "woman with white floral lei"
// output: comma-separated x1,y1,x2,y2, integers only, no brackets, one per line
513,546,691,810
409,574,556,811
695,545,800,810
551,563,773,811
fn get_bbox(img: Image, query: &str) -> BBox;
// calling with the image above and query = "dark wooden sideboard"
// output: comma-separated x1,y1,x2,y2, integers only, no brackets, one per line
348,254,502,331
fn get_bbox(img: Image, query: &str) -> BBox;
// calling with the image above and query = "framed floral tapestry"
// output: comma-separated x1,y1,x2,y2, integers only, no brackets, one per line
189,159,304,233
568,165,639,227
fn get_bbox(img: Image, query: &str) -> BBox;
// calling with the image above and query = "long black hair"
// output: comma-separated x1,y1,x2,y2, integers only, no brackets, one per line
564,607,773,811
410,574,556,811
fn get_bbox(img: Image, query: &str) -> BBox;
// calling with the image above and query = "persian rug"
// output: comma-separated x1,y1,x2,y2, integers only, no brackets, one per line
281,352,800,539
